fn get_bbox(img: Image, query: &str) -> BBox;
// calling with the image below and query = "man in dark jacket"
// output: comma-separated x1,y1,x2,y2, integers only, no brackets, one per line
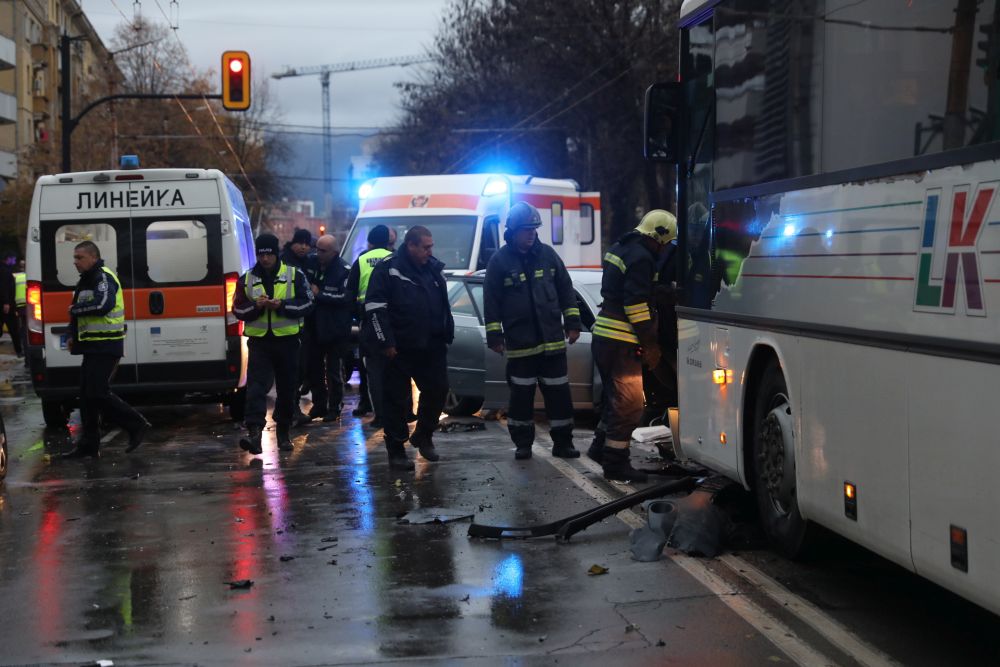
364,225,454,470
588,210,677,482
304,234,353,422
0,258,21,357
61,241,149,458
281,227,315,423
484,202,582,460
233,233,314,454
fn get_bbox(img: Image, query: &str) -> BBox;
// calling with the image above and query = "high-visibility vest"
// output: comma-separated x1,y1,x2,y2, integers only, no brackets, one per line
356,248,392,304
243,263,302,337
13,272,25,307
77,267,126,342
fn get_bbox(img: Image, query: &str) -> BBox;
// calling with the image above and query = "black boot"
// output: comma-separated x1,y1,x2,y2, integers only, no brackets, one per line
387,450,414,470
514,444,533,460
125,419,151,453
240,425,263,455
61,442,100,459
352,400,373,417
552,440,580,458
277,425,294,451
587,429,606,464
410,431,440,462
601,446,647,483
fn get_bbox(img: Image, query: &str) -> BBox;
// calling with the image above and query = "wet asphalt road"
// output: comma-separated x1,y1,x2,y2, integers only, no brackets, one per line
0,343,999,666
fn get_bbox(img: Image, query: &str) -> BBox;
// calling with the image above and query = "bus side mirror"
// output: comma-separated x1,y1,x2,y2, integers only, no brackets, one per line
644,82,682,163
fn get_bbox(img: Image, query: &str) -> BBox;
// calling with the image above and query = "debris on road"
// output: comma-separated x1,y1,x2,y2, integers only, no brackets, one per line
588,564,609,576
224,579,254,589
397,507,474,524
438,418,486,433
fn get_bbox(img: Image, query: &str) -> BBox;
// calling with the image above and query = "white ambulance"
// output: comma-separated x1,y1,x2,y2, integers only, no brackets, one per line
24,162,256,428
344,174,602,270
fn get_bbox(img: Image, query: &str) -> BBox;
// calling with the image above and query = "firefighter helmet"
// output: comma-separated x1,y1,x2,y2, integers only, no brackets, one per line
506,201,542,231
635,209,678,245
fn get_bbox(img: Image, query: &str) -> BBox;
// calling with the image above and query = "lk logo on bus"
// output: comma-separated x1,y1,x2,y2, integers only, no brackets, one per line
914,183,994,317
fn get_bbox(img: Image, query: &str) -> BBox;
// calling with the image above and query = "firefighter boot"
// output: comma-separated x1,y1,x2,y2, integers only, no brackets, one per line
601,445,648,483
409,431,440,462
240,425,263,455
551,438,580,458
277,425,294,451
587,426,606,464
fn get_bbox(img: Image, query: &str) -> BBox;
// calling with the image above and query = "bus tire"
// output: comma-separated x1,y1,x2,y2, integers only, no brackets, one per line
42,399,69,430
443,390,483,417
228,387,247,423
751,359,812,558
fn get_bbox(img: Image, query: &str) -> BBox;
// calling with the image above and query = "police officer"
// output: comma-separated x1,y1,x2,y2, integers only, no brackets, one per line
304,234,352,422
61,241,149,458
588,210,677,482
346,225,395,426
484,202,582,460
232,233,314,454
280,228,315,424
364,225,453,470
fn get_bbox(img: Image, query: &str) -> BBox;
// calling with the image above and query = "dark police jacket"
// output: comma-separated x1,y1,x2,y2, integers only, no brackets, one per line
483,239,581,358
363,246,454,351
309,256,353,344
68,260,123,357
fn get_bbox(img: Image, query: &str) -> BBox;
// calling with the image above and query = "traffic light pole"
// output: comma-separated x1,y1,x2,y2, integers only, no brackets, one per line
60,34,221,172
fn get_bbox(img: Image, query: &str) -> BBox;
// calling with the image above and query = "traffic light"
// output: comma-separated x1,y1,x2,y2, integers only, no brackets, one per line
221,51,251,111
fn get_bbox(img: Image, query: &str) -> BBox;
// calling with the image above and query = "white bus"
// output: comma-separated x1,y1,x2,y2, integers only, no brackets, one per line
647,0,1000,615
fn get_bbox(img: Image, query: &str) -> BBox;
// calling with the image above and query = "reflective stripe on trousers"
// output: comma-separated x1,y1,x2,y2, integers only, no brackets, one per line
505,352,574,447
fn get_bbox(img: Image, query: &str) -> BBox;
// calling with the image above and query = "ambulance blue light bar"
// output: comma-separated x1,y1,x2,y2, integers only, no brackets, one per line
482,177,509,196
120,155,140,170
358,180,375,200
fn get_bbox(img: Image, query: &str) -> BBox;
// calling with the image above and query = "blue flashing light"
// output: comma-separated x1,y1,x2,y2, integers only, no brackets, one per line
358,180,375,201
120,155,140,170
482,177,509,197
825,229,834,239
783,223,796,237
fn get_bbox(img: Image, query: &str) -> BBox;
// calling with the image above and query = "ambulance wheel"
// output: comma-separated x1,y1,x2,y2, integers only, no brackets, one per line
751,359,813,558
42,400,69,430
443,390,483,417
228,387,247,423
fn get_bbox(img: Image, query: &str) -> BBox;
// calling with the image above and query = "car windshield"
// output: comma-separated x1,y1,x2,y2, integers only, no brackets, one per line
344,215,478,269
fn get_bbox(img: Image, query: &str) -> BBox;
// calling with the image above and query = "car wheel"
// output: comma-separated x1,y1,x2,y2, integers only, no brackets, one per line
42,399,69,430
751,359,813,558
443,390,483,417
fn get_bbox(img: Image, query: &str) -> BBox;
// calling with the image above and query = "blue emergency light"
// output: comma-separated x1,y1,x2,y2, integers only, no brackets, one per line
120,155,140,170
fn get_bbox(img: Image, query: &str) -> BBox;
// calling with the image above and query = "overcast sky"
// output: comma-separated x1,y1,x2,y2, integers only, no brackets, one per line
83,0,450,132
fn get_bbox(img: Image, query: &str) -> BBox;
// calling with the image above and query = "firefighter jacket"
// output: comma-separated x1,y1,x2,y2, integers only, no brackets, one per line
483,240,581,358
363,246,454,351
309,256,353,344
68,260,126,357
593,231,658,348
233,260,313,337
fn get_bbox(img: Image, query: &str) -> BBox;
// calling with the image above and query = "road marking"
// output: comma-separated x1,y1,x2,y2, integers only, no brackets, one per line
537,447,837,666
719,554,899,667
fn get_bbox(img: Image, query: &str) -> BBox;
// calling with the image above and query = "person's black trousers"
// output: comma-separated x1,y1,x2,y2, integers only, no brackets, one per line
362,340,386,419
382,344,448,456
308,339,347,415
505,352,574,449
245,336,300,429
79,353,146,447
593,337,644,444
2,308,21,356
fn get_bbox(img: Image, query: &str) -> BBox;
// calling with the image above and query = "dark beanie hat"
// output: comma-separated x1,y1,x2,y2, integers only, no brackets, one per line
292,228,312,246
255,233,280,255
367,224,391,247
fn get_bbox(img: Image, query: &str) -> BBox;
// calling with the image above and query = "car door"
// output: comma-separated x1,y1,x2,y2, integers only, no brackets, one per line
446,280,486,399
564,288,595,409
466,281,508,409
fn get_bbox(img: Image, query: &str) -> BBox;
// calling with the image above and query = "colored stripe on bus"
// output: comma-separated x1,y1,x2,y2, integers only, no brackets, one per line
361,194,481,212
42,286,226,323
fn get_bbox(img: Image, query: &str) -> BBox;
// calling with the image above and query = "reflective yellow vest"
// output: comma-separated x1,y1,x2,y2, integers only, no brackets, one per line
243,263,302,337
77,267,126,341
13,272,25,307
356,248,392,304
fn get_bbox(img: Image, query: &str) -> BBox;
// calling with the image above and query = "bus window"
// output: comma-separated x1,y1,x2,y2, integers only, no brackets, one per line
580,204,595,245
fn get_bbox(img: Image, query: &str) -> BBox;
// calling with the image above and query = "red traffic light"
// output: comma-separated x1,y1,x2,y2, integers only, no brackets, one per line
221,51,250,111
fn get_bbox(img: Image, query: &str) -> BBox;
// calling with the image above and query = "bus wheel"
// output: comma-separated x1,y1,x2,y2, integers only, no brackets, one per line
228,387,247,423
41,400,69,430
752,360,811,558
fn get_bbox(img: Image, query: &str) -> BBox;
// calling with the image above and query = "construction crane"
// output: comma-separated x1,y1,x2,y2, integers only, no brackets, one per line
272,55,434,214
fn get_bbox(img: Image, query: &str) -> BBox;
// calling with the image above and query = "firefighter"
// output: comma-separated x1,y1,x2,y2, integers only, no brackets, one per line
345,225,395,426
61,241,149,458
232,233,314,454
483,202,582,459
304,234,352,422
588,210,677,482
364,226,453,470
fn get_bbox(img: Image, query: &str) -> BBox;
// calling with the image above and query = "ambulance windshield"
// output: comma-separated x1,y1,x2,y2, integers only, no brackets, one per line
345,215,478,269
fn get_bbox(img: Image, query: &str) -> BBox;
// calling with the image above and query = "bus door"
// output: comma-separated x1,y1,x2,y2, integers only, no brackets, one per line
130,183,225,385
39,185,139,388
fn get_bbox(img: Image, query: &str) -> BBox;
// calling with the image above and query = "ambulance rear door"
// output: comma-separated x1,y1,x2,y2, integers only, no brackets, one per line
38,182,140,388
129,178,226,386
